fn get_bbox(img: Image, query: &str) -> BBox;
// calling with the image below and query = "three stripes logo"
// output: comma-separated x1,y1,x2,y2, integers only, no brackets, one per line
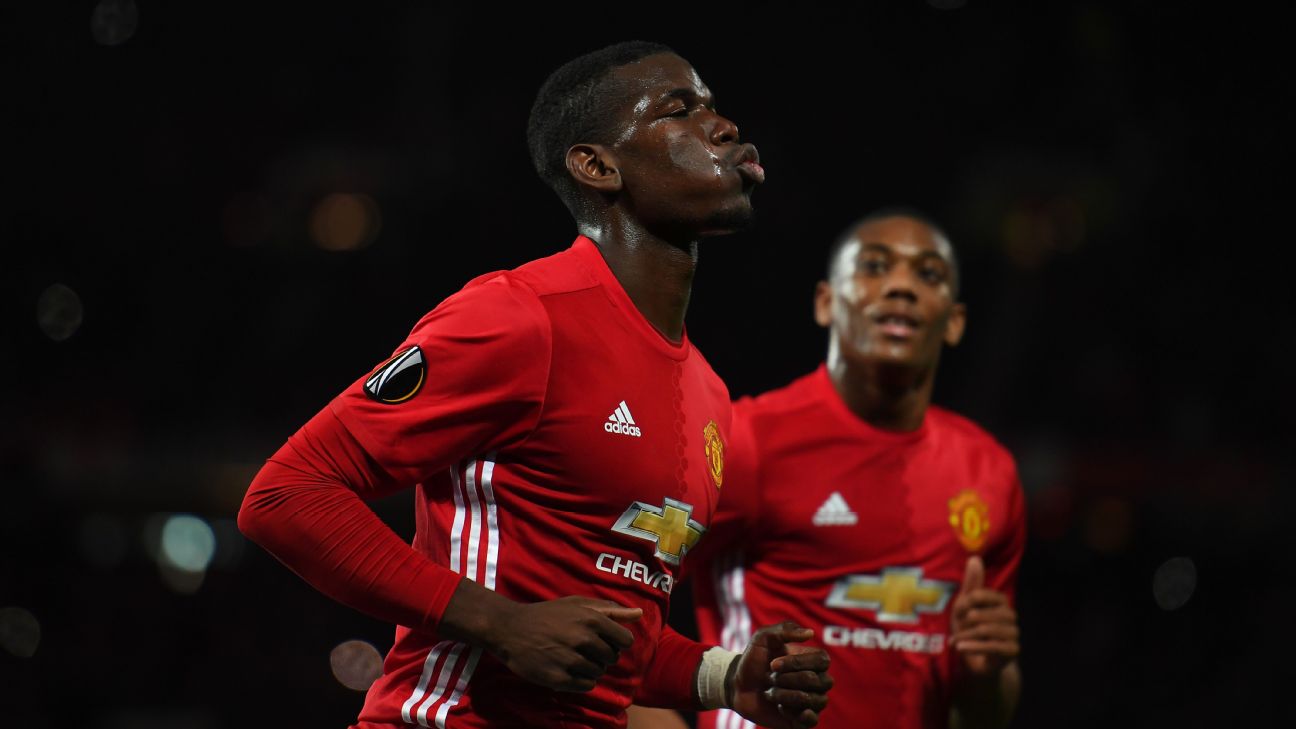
604,400,642,437
812,491,859,526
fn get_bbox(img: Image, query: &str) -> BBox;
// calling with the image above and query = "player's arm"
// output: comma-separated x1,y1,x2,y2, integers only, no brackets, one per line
949,467,1027,729
634,624,832,729
238,276,640,692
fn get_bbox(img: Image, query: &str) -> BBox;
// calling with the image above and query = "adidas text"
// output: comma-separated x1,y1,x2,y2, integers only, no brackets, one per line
604,421,642,437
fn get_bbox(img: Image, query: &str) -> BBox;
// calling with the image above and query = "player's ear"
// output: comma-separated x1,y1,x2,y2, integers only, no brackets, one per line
813,281,833,328
566,144,622,194
944,302,967,346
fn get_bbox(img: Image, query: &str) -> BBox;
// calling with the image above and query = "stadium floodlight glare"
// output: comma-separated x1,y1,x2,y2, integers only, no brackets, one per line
331,640,384,691
160,514,217,573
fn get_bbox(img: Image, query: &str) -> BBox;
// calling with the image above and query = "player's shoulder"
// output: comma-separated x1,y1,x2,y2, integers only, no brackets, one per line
499,243,602,298
405,266,552,349
927,405,1017,469
429,267,545,316
733,370,825,433
416,240,601,323
686,344,731,399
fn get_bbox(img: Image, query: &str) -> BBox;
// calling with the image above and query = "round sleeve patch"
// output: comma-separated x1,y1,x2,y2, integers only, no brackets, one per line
363,346,425,404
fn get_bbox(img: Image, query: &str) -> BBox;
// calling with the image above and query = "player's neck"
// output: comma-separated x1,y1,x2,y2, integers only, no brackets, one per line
827,353,934,432
580,220,698,343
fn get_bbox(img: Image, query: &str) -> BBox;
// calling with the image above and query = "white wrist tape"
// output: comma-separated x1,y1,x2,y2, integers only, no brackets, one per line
697,647,741,710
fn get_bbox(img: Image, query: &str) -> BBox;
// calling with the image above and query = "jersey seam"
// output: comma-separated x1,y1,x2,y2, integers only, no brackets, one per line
506,276,556,455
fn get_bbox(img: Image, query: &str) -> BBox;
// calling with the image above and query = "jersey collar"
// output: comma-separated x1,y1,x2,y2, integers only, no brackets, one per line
571,235,692,362
813,363,930,443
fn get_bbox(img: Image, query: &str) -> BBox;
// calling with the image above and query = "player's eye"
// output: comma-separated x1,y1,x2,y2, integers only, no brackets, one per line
666,105,689,118
919,266,947,284
862,258,888,275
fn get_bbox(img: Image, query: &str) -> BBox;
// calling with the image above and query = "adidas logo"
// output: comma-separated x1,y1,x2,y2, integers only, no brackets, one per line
812,492,858,526
604,400,642,437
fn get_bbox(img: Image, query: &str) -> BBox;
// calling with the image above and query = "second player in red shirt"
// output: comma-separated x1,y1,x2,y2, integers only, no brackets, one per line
616,211,1022,729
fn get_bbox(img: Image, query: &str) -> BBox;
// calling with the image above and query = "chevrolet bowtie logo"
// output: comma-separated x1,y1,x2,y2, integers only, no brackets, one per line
611,498,706,566
825,567,955,624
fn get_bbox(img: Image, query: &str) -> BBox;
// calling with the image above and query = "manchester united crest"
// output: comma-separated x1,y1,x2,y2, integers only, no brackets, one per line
948,489,990,552
703,420,724,488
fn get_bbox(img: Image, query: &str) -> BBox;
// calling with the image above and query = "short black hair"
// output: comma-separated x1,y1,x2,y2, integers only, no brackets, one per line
527,41,676,216
826,206,961,297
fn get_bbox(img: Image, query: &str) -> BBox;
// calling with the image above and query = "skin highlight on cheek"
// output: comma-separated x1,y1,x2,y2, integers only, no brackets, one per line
666,133,717,178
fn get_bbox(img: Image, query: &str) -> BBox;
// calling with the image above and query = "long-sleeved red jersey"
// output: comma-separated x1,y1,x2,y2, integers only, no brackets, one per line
240,236,730,728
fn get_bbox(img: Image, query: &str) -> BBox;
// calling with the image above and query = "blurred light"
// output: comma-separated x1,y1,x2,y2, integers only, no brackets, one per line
1152,557,1197,611
91,0,138,46
79,513,128,569
330,640,383,691
308,193,381,251
0,606,41,658
160,514,216,572
37,283,83,342
1081,496,1133,554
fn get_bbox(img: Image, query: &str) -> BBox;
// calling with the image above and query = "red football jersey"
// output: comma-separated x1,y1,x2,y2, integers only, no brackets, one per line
329,237,731,727
692,366,1025,729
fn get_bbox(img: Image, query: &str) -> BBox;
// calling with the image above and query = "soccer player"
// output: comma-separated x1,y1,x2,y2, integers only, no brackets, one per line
629,210,1024,729
237,42,832,729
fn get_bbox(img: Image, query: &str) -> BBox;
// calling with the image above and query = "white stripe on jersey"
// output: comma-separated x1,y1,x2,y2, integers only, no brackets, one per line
448,463,467,574
434,645,484,728
401,640,454,725
416,642,467,727
481,457,500,590
714,552,754,729
464,460,483,582
403,457,501,727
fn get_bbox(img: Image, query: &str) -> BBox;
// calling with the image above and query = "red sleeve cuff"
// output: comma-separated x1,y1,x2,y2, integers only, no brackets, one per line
634,626,711,710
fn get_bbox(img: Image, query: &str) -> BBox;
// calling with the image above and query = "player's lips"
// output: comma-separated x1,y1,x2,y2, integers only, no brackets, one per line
872,311,921,339
732,144,765,184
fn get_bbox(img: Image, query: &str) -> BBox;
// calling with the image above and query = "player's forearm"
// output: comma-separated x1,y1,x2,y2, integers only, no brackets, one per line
239,455,464,631
950,661,1021,729
634,626,713,710
239,409,464,632
435,577,525,651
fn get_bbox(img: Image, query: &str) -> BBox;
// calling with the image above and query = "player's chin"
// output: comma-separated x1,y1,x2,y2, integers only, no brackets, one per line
850,341,927,369
698,199,755,237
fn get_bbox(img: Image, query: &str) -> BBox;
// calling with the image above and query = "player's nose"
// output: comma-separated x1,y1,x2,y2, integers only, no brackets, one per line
709,111,740,146
881,264,919,302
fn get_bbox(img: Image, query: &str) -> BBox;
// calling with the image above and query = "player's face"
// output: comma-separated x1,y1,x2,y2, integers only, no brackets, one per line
815,216,966,370
606,53,763,237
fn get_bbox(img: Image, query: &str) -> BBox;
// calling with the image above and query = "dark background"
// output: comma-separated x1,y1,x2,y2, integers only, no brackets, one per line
4,1,1293,727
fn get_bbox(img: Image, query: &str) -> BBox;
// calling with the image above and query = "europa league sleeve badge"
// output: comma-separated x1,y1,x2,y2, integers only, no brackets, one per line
363,346,426,404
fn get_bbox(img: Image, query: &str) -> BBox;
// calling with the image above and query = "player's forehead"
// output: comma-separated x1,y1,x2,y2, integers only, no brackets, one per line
609,53,711,114
845,216,953,264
